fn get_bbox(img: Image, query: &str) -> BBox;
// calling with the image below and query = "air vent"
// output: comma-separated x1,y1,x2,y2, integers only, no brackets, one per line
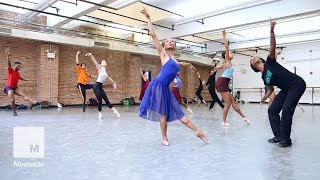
0,27,11,35
94,41,110,48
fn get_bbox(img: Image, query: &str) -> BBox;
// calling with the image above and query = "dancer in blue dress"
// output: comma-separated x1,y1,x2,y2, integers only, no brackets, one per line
139,7,208,146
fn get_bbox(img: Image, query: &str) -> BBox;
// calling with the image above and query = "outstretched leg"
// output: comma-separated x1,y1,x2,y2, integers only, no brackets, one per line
100,86,120,117
15,88,39,109
230,95,250,125
180,116,208,143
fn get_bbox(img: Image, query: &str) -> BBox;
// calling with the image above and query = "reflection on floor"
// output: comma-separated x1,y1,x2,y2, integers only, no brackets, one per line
0,104,319,180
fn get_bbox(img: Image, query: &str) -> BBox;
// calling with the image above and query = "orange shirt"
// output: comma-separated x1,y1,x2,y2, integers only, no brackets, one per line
76,64,91,85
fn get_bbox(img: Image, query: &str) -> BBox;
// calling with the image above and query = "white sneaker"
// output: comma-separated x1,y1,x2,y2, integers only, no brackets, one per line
243,117,250,125
187,107,193,114
98,112,102,119
221,122,230,126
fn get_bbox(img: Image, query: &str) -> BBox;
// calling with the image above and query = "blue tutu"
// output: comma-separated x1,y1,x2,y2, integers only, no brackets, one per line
139,58,185,122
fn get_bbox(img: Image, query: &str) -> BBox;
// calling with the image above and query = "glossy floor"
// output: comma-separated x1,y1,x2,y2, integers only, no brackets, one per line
0,104,319,180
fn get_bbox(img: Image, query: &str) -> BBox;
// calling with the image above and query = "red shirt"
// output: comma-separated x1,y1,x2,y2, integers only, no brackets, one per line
6,67,21,88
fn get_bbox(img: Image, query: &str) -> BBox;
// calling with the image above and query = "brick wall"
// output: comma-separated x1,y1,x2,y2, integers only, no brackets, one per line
0,35,214,106
38,43,59,103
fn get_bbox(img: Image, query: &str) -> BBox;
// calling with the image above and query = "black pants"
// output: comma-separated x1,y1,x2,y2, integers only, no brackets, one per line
268,78,306,143
77,83,94,111
195,90,204,101
209,88,224,109
93,82,113,111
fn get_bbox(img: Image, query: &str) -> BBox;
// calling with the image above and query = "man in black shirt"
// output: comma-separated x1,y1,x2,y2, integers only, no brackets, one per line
250,18,306,147
206,67,225,109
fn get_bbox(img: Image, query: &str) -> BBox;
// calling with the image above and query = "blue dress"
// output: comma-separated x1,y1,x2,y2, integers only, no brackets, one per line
139,57,185,122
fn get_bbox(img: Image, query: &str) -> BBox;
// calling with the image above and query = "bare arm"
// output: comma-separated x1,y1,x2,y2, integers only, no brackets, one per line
85,53,101,69
5,48,11,68
197,72,200,78
140,68,144,77
76,51,80,64
269,17,277,59
140,7,165,57
140,68,148,81
108,76,116,84
213,65,224,72
108,76,117,89
261,85,274,102
222,30,231,67
20,77,29,81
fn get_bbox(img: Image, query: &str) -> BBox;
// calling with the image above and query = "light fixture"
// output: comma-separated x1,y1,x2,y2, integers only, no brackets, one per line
175,0,282,26
113,0,141,10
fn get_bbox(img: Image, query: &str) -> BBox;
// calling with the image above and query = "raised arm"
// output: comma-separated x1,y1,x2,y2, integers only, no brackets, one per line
222,30,231,67
269,17,277,59
76,51,80,64
140,68,144,77
213,64,223,72
197,72,200,79
140,7,164,56
5,48,11,68
85,53,101,69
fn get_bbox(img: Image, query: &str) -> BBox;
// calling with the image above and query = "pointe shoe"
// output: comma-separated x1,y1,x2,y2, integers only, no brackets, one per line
196,130,208,144
98,112,102,119
243,117,250,125
113,109,120,117
221,122,230,127
187,107,193,114
162,139,169,146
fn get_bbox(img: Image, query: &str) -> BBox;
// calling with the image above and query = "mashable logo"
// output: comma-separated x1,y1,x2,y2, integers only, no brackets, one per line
13,127,45,158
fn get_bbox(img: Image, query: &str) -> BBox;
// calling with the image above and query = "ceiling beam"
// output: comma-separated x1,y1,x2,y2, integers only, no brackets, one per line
48,0,117,27
24,0,59,21
155,0,320,42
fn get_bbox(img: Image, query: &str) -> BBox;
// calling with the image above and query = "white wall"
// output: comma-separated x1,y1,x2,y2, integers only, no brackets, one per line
231,41,320,104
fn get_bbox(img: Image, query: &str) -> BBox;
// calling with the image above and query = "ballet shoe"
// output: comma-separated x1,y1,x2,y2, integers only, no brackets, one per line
221,121,230,126
162,139,169,146
187,107,193,114
196,129,208,144
113,109,120,117
243,117,250,125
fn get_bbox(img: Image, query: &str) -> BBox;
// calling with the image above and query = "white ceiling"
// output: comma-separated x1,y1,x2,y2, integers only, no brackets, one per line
0,0,319,57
